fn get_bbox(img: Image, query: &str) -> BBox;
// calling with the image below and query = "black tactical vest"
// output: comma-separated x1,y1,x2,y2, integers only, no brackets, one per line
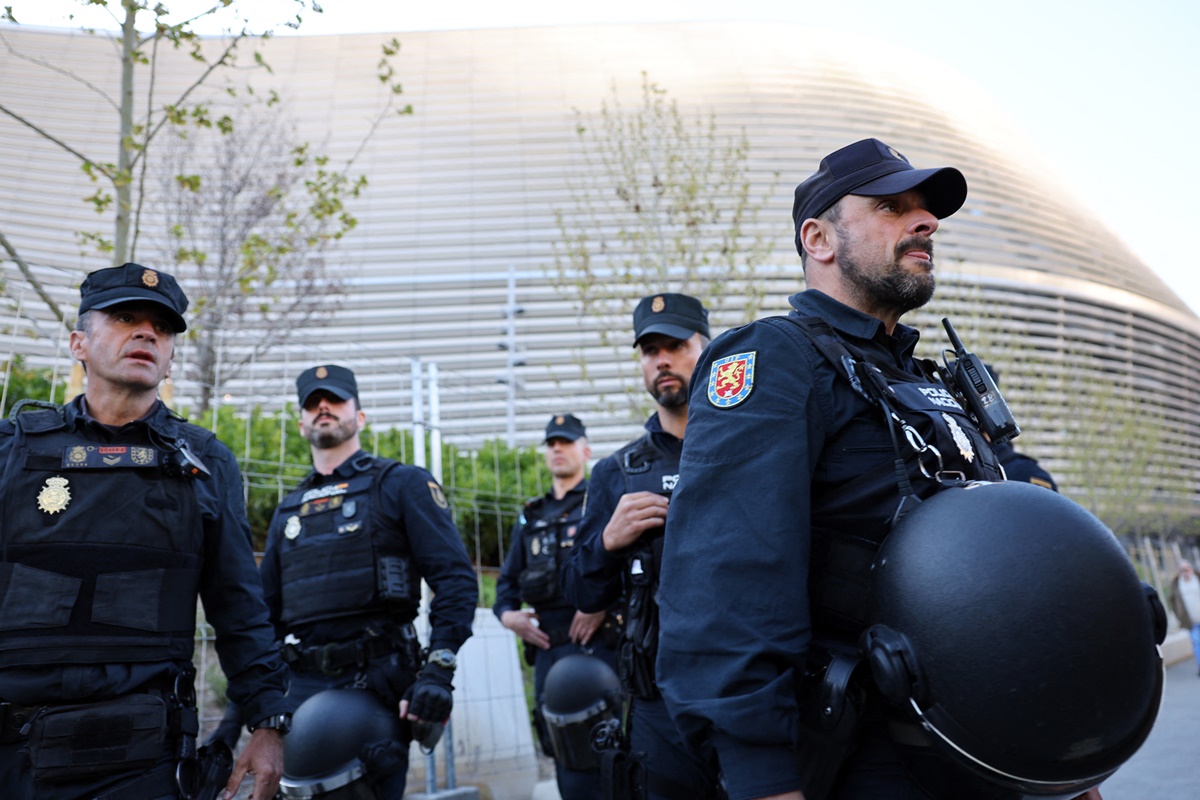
615,432,680,699
0,407,204,667
516,492,586,611
776,316,1006,637
275,455,420,629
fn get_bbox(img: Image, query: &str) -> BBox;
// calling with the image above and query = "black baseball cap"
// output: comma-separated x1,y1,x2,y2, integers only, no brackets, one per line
296,364,358,407
78,263,189,332
792,138,968,256
632,293,710,348
543,413,586,443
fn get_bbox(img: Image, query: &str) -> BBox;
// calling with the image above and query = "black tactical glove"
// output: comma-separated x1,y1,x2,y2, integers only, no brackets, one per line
402,663,454,723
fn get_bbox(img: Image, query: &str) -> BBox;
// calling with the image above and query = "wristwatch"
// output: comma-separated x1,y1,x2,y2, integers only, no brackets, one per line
426,648,457,670
249,712,292,735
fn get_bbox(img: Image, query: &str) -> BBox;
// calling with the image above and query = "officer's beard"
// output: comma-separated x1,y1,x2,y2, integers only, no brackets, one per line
838,233,936,316
304,414,359,450
650,373,690,409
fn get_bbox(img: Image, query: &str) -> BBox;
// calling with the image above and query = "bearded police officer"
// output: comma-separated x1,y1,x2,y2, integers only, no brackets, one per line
0,264,290,799
560,294,722,799
494,413,619,799
656,140,1106,800
255,365,477,798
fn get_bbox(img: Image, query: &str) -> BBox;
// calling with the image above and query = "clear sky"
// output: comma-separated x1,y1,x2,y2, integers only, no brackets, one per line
10,0,1200,313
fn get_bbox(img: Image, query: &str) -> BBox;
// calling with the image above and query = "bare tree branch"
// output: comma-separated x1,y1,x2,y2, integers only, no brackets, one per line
0,30,120,112
0,104,107,176
0,229,68,326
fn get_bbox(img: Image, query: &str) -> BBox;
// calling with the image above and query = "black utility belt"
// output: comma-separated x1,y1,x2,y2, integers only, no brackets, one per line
1,692,196,785
282,629,416,676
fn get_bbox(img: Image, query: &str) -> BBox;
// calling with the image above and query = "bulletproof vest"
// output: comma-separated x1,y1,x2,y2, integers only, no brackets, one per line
0,407,204,667
777,317,1006,638
615,433,678,699
516,492,585,610
276,455,420,629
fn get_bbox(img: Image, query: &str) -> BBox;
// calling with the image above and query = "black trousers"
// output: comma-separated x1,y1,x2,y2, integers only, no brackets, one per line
0,743,180,800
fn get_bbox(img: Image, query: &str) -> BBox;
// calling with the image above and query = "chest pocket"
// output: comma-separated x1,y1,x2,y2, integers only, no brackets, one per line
518,523,561,606
887,382,1003,481
279,480,379,627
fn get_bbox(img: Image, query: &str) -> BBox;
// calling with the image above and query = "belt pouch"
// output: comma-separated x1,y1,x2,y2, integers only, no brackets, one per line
518,565,559,605
28,694,168,782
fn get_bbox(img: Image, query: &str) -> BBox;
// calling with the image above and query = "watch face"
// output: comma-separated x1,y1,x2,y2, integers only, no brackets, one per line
429,649,456,669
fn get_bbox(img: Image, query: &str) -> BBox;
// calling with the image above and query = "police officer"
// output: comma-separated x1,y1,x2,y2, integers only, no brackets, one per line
985,365,1058,490
494,413,619,799
0,263,290,799
256,365,478,797
655,139,1101,800
561,294,722,799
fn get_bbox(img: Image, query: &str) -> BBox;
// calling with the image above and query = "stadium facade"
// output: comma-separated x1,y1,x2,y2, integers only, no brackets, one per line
1,22,1197,517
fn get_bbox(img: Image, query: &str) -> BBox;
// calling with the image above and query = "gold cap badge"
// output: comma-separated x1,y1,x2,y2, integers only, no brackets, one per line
555,415,565,425
651,296,665,313
142,269,159,288
316,366,329,379
38,476,71,514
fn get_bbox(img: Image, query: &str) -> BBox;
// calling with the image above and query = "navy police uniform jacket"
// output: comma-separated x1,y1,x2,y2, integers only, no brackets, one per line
656,290,1004,800
992,440,1058,491
494,480,588,638
259,450,476,654
0,397,289,723
559,414,680,615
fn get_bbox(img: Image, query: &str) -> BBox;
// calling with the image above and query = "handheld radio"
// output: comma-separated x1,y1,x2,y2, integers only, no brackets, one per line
941,318,1020,444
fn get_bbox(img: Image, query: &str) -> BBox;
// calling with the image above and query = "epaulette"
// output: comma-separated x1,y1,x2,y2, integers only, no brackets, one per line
8,400,68,433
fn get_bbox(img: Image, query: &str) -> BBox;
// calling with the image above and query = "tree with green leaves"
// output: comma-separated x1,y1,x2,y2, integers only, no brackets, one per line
0,2,411,407
552,72,779,401
157,101,358,414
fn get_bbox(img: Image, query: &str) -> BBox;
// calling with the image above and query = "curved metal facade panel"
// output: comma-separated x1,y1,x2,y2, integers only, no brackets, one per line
1,22,1197,508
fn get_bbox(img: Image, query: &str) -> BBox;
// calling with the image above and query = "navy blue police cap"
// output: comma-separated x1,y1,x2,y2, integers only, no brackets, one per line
632,293,710,347
792,138,968,256
544,413,586,443
78,263,189,332
296,364,359,407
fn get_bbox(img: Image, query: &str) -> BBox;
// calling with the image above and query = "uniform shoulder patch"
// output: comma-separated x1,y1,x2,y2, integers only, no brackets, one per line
427,480,449,509
707,351,756,408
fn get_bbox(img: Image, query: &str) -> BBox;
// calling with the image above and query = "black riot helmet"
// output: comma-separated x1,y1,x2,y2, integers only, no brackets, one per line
541,654,626,771
280,689,404,800
862,481,1165,800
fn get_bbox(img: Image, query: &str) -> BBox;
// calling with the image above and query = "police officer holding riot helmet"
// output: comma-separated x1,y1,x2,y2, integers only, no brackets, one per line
0,264,290,799
256,365,477,798
560,294,722,799
656,140,1126,800
494,412,619,799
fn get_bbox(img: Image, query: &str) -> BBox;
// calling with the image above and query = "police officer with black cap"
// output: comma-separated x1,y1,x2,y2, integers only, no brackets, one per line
0,263,291,799
494,413,619,799
561,293,722,800
656,139,1105,800
256,364,477,798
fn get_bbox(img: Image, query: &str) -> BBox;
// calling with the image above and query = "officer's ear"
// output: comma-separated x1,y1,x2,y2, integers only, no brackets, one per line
799,217,836,266
68,329,89,364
